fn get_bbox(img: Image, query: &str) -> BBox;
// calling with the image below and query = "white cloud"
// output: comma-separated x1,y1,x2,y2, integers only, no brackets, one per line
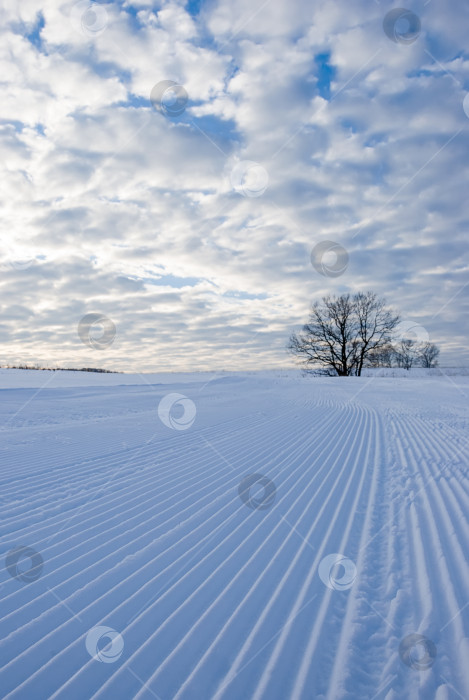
0,0,467,371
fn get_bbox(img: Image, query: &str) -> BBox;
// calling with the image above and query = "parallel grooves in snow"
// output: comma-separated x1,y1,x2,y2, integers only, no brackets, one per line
1,401,344,697
1,376,468,700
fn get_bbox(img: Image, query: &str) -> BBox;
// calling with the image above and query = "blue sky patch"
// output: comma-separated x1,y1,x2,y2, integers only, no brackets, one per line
25,12,45,51
314,53,336,100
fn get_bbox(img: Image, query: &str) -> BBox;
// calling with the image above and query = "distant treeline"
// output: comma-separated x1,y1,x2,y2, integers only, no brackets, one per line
2,365,120,373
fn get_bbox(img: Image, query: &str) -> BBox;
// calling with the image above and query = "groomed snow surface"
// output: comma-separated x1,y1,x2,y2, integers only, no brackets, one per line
1,369,468,699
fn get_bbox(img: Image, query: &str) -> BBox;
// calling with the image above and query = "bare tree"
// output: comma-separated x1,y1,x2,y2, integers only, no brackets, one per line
289,292,399,376
418,342,440,368
288,294,357,376
394,338,418,370
355,292,401,375
367,343,394,367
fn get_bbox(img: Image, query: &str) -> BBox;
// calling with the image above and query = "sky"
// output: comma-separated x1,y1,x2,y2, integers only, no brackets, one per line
0,0,468,372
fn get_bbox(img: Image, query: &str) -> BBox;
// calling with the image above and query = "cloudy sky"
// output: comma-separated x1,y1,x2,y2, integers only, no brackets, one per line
1,0,468,371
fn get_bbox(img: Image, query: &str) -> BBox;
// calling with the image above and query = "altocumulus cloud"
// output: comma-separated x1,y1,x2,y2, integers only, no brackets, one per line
0,0,468,370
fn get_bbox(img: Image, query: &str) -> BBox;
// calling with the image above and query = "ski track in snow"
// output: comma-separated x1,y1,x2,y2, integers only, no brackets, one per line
0,372,468,700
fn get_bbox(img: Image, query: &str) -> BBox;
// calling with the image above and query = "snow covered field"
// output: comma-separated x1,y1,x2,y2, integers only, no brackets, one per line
1,369,468,699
